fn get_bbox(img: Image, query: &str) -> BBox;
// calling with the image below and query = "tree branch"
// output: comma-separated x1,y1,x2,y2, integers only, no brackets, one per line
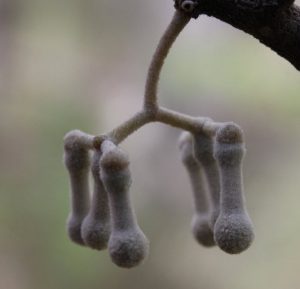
175,0,300,70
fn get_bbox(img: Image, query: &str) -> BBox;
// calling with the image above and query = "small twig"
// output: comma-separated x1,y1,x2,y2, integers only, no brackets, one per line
105,108,221,145
143,10,190,113
107,111,152,144
156,107,205,132
92,10,225,146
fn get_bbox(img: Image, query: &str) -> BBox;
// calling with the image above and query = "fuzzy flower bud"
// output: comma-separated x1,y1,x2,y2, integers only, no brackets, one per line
178,132,215,247
213,123,254,254
100,140,149,268
81,150,111,250
64,130,92,246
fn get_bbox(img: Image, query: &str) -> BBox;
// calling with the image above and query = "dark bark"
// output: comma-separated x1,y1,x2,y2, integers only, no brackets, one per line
175,0,300,70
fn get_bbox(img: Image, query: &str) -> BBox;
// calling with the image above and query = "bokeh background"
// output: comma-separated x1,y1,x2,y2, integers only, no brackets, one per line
1,1,300,288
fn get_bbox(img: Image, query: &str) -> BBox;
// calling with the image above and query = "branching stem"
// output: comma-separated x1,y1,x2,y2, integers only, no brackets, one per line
106,108,222,145
94,10,222,147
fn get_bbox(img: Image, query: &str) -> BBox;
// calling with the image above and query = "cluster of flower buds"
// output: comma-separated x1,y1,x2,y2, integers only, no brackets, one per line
64,130,149,268
62,0,256,268
63,120,254,269
178,122,254,254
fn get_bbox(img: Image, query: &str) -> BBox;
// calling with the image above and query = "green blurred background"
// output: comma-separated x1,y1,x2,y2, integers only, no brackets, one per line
1,1,300,288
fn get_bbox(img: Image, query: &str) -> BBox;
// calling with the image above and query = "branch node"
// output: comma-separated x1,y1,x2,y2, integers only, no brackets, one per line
93,135,108,151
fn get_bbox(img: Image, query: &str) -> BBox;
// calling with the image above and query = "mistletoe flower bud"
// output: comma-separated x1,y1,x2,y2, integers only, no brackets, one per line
193,129,221,231
178,132,215,247
100,140,149,268
213,123,254,254
64,130,92,246
81,150,111,250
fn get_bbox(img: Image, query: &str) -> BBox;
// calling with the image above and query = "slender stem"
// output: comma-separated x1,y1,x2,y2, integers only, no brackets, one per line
156,107,204,132
107,111,153,144
143,10,190,112
103,107,221,145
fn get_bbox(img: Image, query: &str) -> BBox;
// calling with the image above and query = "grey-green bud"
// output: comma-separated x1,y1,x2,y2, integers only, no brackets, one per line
214,123,254,254
64,130,92,246
81,150,111,250
178,132,215,247
100,140,149,268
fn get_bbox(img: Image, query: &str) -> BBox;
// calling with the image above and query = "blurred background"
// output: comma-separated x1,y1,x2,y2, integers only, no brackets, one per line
1,0,300,288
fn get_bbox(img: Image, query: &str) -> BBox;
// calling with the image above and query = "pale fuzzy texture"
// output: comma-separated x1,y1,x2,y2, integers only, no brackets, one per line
193,131,220,230
100,140,129,169
216,122,244,144
191,214,215,247
193,131,215,166
178,132,199,168
100,140,149,268
214,143,245,168
214,123,245,168
67,217,86,246
101,169,132,196
81,150,111,250
64,130,92,173
109,229,149,268
178,132,215,247
64,130,91,172
81,220,110,250
100,141,132,193
214,123,254,254
214,213,254,254
64,130,92,246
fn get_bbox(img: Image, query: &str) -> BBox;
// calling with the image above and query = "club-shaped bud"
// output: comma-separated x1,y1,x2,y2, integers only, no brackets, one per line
100,140,149,268
213,123,254,254
81,150,111,250
64,130,92,246
193,130,220,230
178,132,215,247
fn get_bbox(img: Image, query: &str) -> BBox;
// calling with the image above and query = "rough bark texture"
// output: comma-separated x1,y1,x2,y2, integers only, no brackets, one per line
175,0,300,70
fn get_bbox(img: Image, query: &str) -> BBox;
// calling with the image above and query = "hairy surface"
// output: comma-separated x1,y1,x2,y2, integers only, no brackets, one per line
100,140,149,268
81,150,111,250
214,213,254,254
64,130,92,246
214,124,254,254
191,214,215,247
67,217,86,246
109,229,149,268
179,132,215,247
193,130,220,230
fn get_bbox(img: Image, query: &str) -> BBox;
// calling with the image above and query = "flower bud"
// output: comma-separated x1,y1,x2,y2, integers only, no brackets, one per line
81,150,111,250
100,140,149,268
178,132,215,247
193,130,220,230
214,123,254,254
64,130,92,246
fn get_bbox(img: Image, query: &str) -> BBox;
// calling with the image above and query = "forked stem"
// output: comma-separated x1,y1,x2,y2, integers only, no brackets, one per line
94,10,224,144
93,10,193,144
107,107,222,144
